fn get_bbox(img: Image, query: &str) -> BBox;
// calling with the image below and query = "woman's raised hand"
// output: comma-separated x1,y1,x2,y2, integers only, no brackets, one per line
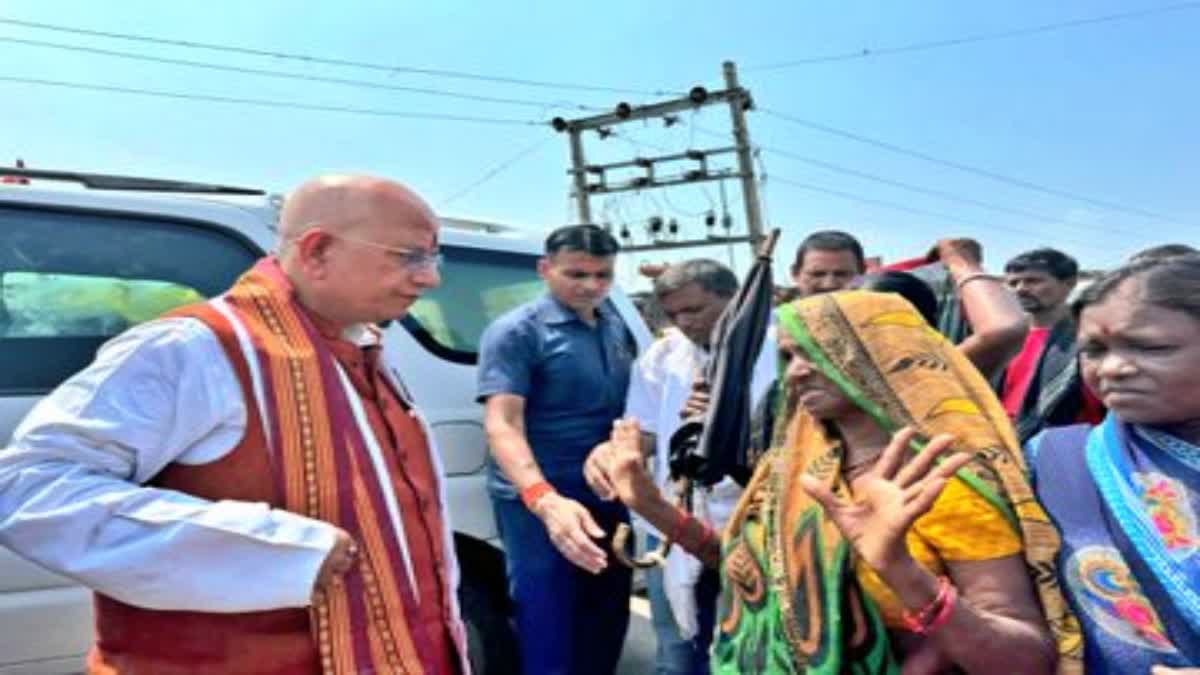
800,427,972,574
604,418,663,512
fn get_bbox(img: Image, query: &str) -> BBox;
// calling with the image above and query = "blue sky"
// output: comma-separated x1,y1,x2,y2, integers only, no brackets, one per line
2,1,1197,289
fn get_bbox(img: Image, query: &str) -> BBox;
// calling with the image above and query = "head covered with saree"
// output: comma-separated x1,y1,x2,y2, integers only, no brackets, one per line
713,290,1082,674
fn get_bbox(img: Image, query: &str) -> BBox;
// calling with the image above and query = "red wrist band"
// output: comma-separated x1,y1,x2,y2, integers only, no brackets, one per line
520,481,555,510
901,575,958,635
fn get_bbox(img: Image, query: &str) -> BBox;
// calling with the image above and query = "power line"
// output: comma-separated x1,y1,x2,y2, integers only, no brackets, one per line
608,129,673,155
0,16,680,98
749,2,1200,70
761,144,1146,240
771,176,982,229
439,138,550,207
0,35,604,112
770,175,1107,253
761,108,1187,225
0,75,543,126
696,125,1145,239
659,188,709,218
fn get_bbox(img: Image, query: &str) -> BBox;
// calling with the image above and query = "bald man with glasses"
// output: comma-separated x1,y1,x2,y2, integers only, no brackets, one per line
0,175,469,674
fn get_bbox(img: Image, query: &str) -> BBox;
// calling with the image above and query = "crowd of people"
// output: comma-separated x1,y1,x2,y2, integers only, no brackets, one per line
0,172,1196,674
592,232,1200,674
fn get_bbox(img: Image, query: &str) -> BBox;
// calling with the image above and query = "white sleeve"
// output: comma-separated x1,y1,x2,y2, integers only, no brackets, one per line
0,318,336,613
624,342,665,434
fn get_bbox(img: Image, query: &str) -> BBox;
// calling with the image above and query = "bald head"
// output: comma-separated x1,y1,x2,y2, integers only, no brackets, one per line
275,174,442,328
278,174,437,254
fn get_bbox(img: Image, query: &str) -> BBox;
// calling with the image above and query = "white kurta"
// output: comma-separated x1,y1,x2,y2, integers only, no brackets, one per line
0,317,356,612
623,325,776,637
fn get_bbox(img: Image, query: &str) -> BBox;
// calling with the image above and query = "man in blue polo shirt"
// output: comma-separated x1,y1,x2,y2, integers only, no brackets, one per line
478,224,635,675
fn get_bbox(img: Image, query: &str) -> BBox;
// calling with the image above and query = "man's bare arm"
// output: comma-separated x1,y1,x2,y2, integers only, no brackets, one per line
483,393,609,574
482,394,544,491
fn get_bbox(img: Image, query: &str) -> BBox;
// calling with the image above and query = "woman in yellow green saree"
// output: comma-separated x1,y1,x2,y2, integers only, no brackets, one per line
604,290,1082,674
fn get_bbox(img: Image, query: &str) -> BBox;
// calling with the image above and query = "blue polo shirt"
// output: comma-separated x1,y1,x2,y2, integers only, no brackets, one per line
477,294,634,497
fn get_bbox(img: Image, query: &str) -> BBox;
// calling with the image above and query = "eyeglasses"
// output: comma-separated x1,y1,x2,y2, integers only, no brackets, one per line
329,233,443,273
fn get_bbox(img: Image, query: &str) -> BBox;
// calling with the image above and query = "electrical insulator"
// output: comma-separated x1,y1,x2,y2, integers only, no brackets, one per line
667,218,679,237
721,213,734,230
648,216,664,236
704,211,716,228
619,225,632,240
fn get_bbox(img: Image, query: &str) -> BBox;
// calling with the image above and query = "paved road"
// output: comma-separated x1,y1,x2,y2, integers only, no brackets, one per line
616,595,657,675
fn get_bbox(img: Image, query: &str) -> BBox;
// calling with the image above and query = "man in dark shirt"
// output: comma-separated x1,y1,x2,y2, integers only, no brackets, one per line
478,224,635,675
1002,247,1103,441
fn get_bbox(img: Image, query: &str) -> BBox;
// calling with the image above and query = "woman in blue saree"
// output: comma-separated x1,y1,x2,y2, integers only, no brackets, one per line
1028,254,1200,672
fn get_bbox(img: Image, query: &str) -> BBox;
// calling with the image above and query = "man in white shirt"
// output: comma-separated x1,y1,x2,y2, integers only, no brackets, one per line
585,259,775,675
0,175,469,674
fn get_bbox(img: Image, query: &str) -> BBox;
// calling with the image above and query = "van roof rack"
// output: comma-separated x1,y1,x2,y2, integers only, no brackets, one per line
0,167,265,195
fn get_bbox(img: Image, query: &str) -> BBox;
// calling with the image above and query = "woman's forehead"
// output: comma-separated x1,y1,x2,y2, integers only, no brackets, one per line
1080,287,1200,338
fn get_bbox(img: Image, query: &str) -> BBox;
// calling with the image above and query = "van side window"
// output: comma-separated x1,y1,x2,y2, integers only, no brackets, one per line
403,245,541,364
0,206,259,394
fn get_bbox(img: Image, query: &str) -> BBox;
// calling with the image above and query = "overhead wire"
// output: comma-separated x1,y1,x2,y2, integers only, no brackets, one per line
659,189,708,218
19,11,1161,251
608,128,672,155
759,144,1146,240
0,75,544,125
748,2,1200,70
760,108,1188,225
1,8,1187,239
438,138,551,207
0,35,605,112
769,175,1108,253
0,16,681,98
697,124,1145,240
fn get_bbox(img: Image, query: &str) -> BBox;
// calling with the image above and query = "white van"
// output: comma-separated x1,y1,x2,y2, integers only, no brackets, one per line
0,169,650,674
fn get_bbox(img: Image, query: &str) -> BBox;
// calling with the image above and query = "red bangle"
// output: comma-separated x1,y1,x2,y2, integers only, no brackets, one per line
520,481,555,511
669,510,718,554
912,576,951,626
901,575,958,635
921,581,958,635
695,522,717,550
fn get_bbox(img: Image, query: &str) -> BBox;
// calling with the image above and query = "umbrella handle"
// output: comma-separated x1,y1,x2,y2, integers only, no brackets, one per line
757,228,781,259
612,478,691,569
612,523,673,569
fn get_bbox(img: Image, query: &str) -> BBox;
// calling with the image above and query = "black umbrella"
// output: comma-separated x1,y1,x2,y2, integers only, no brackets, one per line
670,227,781,488
614,228,781,569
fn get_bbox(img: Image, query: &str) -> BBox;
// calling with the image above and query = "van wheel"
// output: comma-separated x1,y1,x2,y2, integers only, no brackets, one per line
459,578,518,675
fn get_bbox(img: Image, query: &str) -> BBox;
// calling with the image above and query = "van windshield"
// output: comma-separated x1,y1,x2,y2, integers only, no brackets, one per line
402,245,542,364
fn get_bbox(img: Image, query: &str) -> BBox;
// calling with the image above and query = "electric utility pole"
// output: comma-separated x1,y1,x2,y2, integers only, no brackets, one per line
551,61,764,254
